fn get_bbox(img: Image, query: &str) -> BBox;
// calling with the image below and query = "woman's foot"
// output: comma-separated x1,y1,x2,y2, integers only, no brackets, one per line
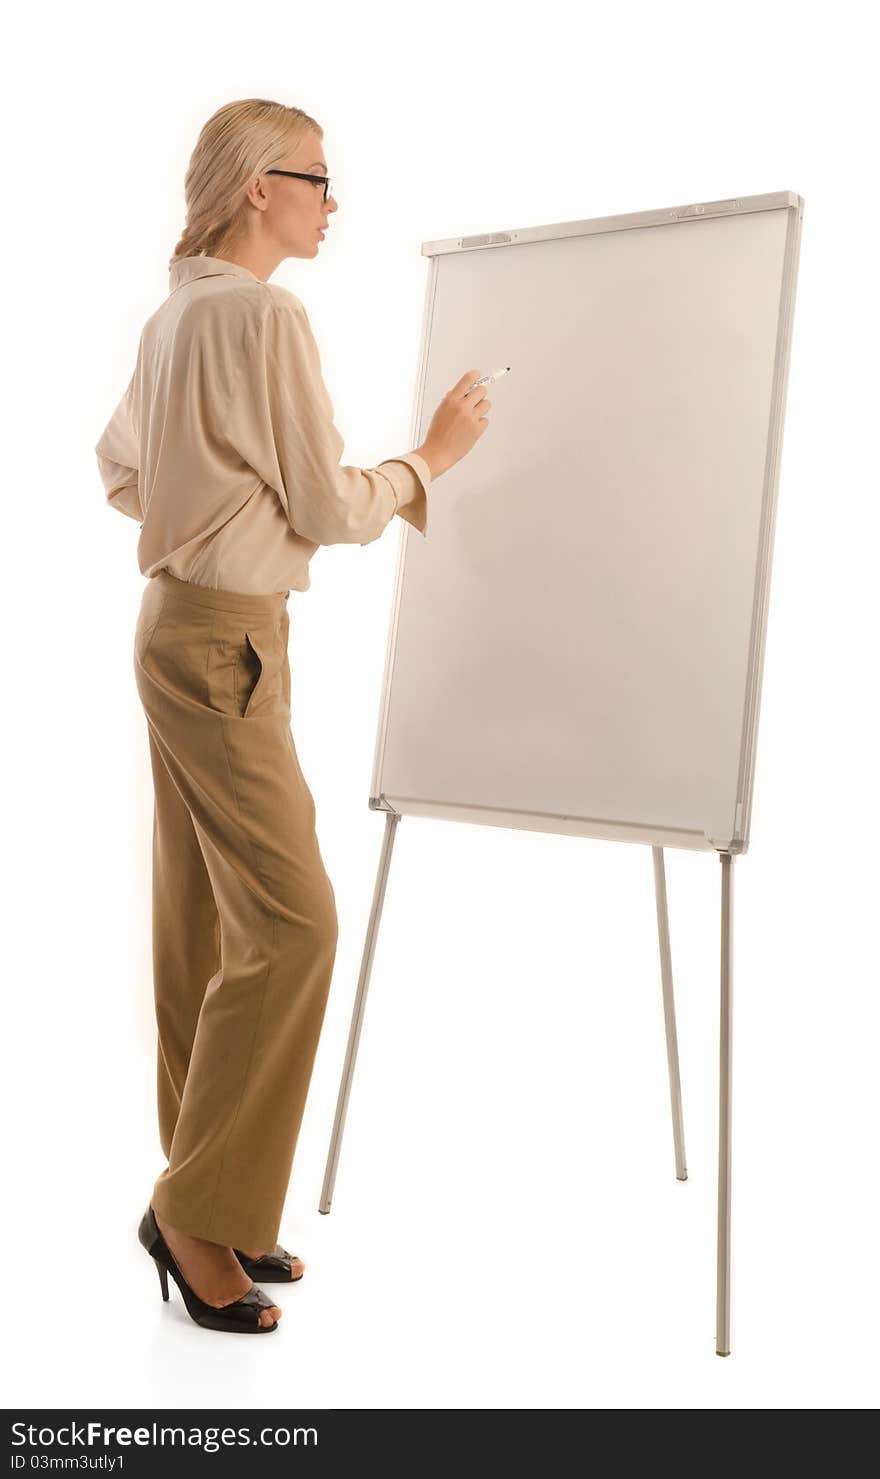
239,1245,306,1278
153,1210,282,1328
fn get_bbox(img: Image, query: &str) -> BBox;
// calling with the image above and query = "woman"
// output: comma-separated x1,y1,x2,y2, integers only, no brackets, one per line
95,98,490,1334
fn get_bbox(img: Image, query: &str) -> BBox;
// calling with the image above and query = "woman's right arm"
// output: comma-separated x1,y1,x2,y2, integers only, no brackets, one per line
227,291,490,547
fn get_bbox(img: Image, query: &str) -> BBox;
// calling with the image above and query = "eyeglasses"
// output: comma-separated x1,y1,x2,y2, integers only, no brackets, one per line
265,169,333,204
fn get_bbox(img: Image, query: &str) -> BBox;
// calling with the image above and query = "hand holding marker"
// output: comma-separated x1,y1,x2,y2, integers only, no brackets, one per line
418,366,510,479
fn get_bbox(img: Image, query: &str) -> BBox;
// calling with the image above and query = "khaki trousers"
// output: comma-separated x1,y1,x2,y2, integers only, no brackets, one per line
133,569,338,1252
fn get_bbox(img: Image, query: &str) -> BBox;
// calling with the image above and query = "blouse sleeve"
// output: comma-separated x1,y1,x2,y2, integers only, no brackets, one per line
95,372,142,522
227,293,431,547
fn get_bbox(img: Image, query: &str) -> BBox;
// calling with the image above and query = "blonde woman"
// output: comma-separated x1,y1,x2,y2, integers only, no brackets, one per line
96,98,490,1334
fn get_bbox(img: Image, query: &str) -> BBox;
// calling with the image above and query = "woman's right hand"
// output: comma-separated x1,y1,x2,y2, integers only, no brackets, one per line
417,369,491,479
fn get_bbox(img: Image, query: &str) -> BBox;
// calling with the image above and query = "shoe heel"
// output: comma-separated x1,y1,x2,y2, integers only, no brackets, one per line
154,1256,170,1301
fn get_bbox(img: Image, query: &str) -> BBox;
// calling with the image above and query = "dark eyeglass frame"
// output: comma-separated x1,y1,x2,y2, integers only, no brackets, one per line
264,169,333,203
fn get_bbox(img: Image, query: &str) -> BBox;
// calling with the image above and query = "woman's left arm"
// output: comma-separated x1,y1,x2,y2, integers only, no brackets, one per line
95,371,142,522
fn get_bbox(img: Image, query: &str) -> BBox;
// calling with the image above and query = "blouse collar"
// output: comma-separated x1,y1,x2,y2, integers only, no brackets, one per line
168,255,265,292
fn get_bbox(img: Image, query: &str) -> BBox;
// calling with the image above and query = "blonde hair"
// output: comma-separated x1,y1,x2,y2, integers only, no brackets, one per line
170,98,323,266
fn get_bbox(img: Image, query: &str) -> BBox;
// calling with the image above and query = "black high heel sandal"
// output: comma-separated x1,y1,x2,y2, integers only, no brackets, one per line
138,1205,280,1333
232,1243,304,1283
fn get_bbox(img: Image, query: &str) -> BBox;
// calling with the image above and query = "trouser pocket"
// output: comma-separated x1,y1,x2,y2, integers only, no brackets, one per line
237,619,288,719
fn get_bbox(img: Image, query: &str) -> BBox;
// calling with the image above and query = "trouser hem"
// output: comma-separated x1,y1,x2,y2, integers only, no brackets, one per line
149,1185,281,1253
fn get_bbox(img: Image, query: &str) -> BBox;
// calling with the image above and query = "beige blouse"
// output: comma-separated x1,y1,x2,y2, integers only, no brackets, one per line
95,255,431,594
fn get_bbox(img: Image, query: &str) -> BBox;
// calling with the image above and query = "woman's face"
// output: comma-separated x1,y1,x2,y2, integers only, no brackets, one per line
262,133,338,259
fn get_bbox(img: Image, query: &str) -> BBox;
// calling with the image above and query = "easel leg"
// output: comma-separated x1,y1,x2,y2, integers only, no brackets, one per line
716,849,734,1355
652,846,688,1181
319,811,400,1214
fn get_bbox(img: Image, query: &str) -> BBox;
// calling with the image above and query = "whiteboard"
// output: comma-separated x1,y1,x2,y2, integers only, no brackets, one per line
369,192,803,854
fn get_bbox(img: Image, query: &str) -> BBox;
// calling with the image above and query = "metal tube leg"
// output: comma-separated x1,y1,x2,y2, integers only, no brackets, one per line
652,846,688,1181
319,812,400,1214
716,850,734,1356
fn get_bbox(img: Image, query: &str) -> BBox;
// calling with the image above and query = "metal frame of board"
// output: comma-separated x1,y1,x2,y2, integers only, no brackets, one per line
318,192,804,1358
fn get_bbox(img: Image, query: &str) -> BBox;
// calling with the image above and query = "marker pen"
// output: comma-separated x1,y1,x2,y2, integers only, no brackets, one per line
469,367,511,390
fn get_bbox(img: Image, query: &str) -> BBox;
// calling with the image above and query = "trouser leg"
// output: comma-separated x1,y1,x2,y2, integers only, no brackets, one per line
148,726,221,1161
145,716,339,1252
135,575,340,1253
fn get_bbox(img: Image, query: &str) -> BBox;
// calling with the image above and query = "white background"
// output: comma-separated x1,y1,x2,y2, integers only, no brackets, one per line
4,0,877,1410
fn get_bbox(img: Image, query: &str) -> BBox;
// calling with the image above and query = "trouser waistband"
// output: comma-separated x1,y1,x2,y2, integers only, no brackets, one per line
151,569,290,617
